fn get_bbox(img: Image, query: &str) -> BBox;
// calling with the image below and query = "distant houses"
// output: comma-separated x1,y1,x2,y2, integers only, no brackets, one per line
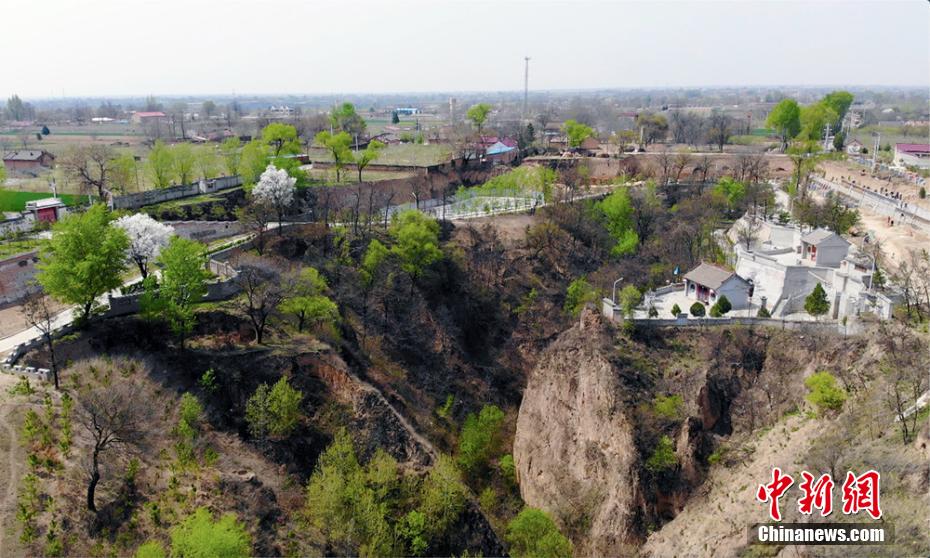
2,150,56,173
893,143,930,169
130,111,167,124
845,139,863,154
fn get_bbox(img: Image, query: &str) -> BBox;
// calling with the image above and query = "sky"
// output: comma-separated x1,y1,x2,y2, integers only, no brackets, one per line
2,0,928,98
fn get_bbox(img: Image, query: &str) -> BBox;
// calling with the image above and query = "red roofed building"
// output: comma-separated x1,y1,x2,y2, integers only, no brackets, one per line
894,143,930,169
131,111,167,124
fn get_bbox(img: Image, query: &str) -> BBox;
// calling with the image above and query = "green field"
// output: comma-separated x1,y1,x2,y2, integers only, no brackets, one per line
0,189,86,212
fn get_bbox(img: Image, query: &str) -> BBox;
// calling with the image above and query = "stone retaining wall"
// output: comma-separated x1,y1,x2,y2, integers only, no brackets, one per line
112,175,242,210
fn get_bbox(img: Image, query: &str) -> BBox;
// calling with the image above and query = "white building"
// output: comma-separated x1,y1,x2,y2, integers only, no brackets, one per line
683,262,752,310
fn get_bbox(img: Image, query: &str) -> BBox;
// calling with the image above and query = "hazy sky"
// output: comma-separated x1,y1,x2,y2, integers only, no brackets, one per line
2,0,928,98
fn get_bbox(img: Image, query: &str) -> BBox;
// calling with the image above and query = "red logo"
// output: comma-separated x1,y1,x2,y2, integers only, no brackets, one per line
757,469,882,521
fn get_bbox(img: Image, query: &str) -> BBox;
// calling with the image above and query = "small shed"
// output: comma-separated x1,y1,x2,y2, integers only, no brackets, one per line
800,229,850,268
683,262,752,309
24,198,67,223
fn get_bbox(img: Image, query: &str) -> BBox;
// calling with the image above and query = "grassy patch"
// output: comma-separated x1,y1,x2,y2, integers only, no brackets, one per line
0,189,85,212
0,238,43,257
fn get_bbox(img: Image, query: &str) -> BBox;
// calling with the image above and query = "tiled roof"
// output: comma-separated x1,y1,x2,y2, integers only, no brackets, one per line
684,262,739,290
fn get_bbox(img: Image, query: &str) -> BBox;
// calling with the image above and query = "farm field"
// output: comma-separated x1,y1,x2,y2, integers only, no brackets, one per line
0,188,85,212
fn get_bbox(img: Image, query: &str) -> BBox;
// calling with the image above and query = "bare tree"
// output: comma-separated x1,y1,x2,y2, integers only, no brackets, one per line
78,382,148,513
656,147,673,186
60,144,117,200
735,216,763,250
235,256,287,344
236,201,273,256
877,323,930,443
672,152,692,184
20,290,60,389
706,110,733,152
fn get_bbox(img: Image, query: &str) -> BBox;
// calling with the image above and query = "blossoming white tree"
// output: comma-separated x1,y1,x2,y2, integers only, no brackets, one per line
114,213,175,278
253,164,296,234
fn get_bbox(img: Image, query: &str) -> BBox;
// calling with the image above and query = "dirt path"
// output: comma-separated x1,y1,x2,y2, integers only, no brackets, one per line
0,375,28,558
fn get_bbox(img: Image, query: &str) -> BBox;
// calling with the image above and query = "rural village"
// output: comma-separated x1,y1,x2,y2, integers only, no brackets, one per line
0,1,928,557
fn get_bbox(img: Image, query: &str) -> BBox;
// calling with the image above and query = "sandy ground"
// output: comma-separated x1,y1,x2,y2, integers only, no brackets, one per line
855,207,930,266
452,213,539,246
822,160,928,212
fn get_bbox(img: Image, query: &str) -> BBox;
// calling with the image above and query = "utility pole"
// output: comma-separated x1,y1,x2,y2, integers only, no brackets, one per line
872,132,880,170
523,56,530,122
823,122,831,152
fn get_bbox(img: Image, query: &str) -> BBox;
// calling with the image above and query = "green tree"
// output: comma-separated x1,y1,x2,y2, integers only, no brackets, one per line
563,276,598,317
220,137,241,176
148,140,175,188
398,510,427,556
645,435,678,473
280,267,338,332
37,204,129,322
689,302,706,317
562,119,594,148
111,152,140,193
799,102,838,141
466,103,492,136
389,210,442,283
618,285,642,318
804,371,847,414
305,430,401,556
141,236,209,345
238,140,269,185
712,177,746,216
0,161,6,185
172,143,196,185
419,454,468,541
246,376,304,439
766,99,801,148
196,145,219,179
170,507,251,558
315,130,354,182
597,188,639,256
330,102,367,137
804,282,830,319
355,140,385,182
832,131,845,152
391,111,400,124
261,123,301,156
457,404,506,474
505,508,572,558
821,91,854,128
670,303,682,317
757,306,772,318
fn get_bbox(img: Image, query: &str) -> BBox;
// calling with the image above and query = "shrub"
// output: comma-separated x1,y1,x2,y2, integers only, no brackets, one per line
804,283,830,318
670,303,681,317
710,296,733,318
648,305,658,318
564,277,598,317
170,507,251,558
645,435,678,473
757,306,771,318
920,186,926,199
505,507,573,558
458,405,506,473
246,376,304,439
500,454,516,484
618,285,642,318
804,371,846,414
652,394,684,420
689,302,706,317
135,540,166,558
